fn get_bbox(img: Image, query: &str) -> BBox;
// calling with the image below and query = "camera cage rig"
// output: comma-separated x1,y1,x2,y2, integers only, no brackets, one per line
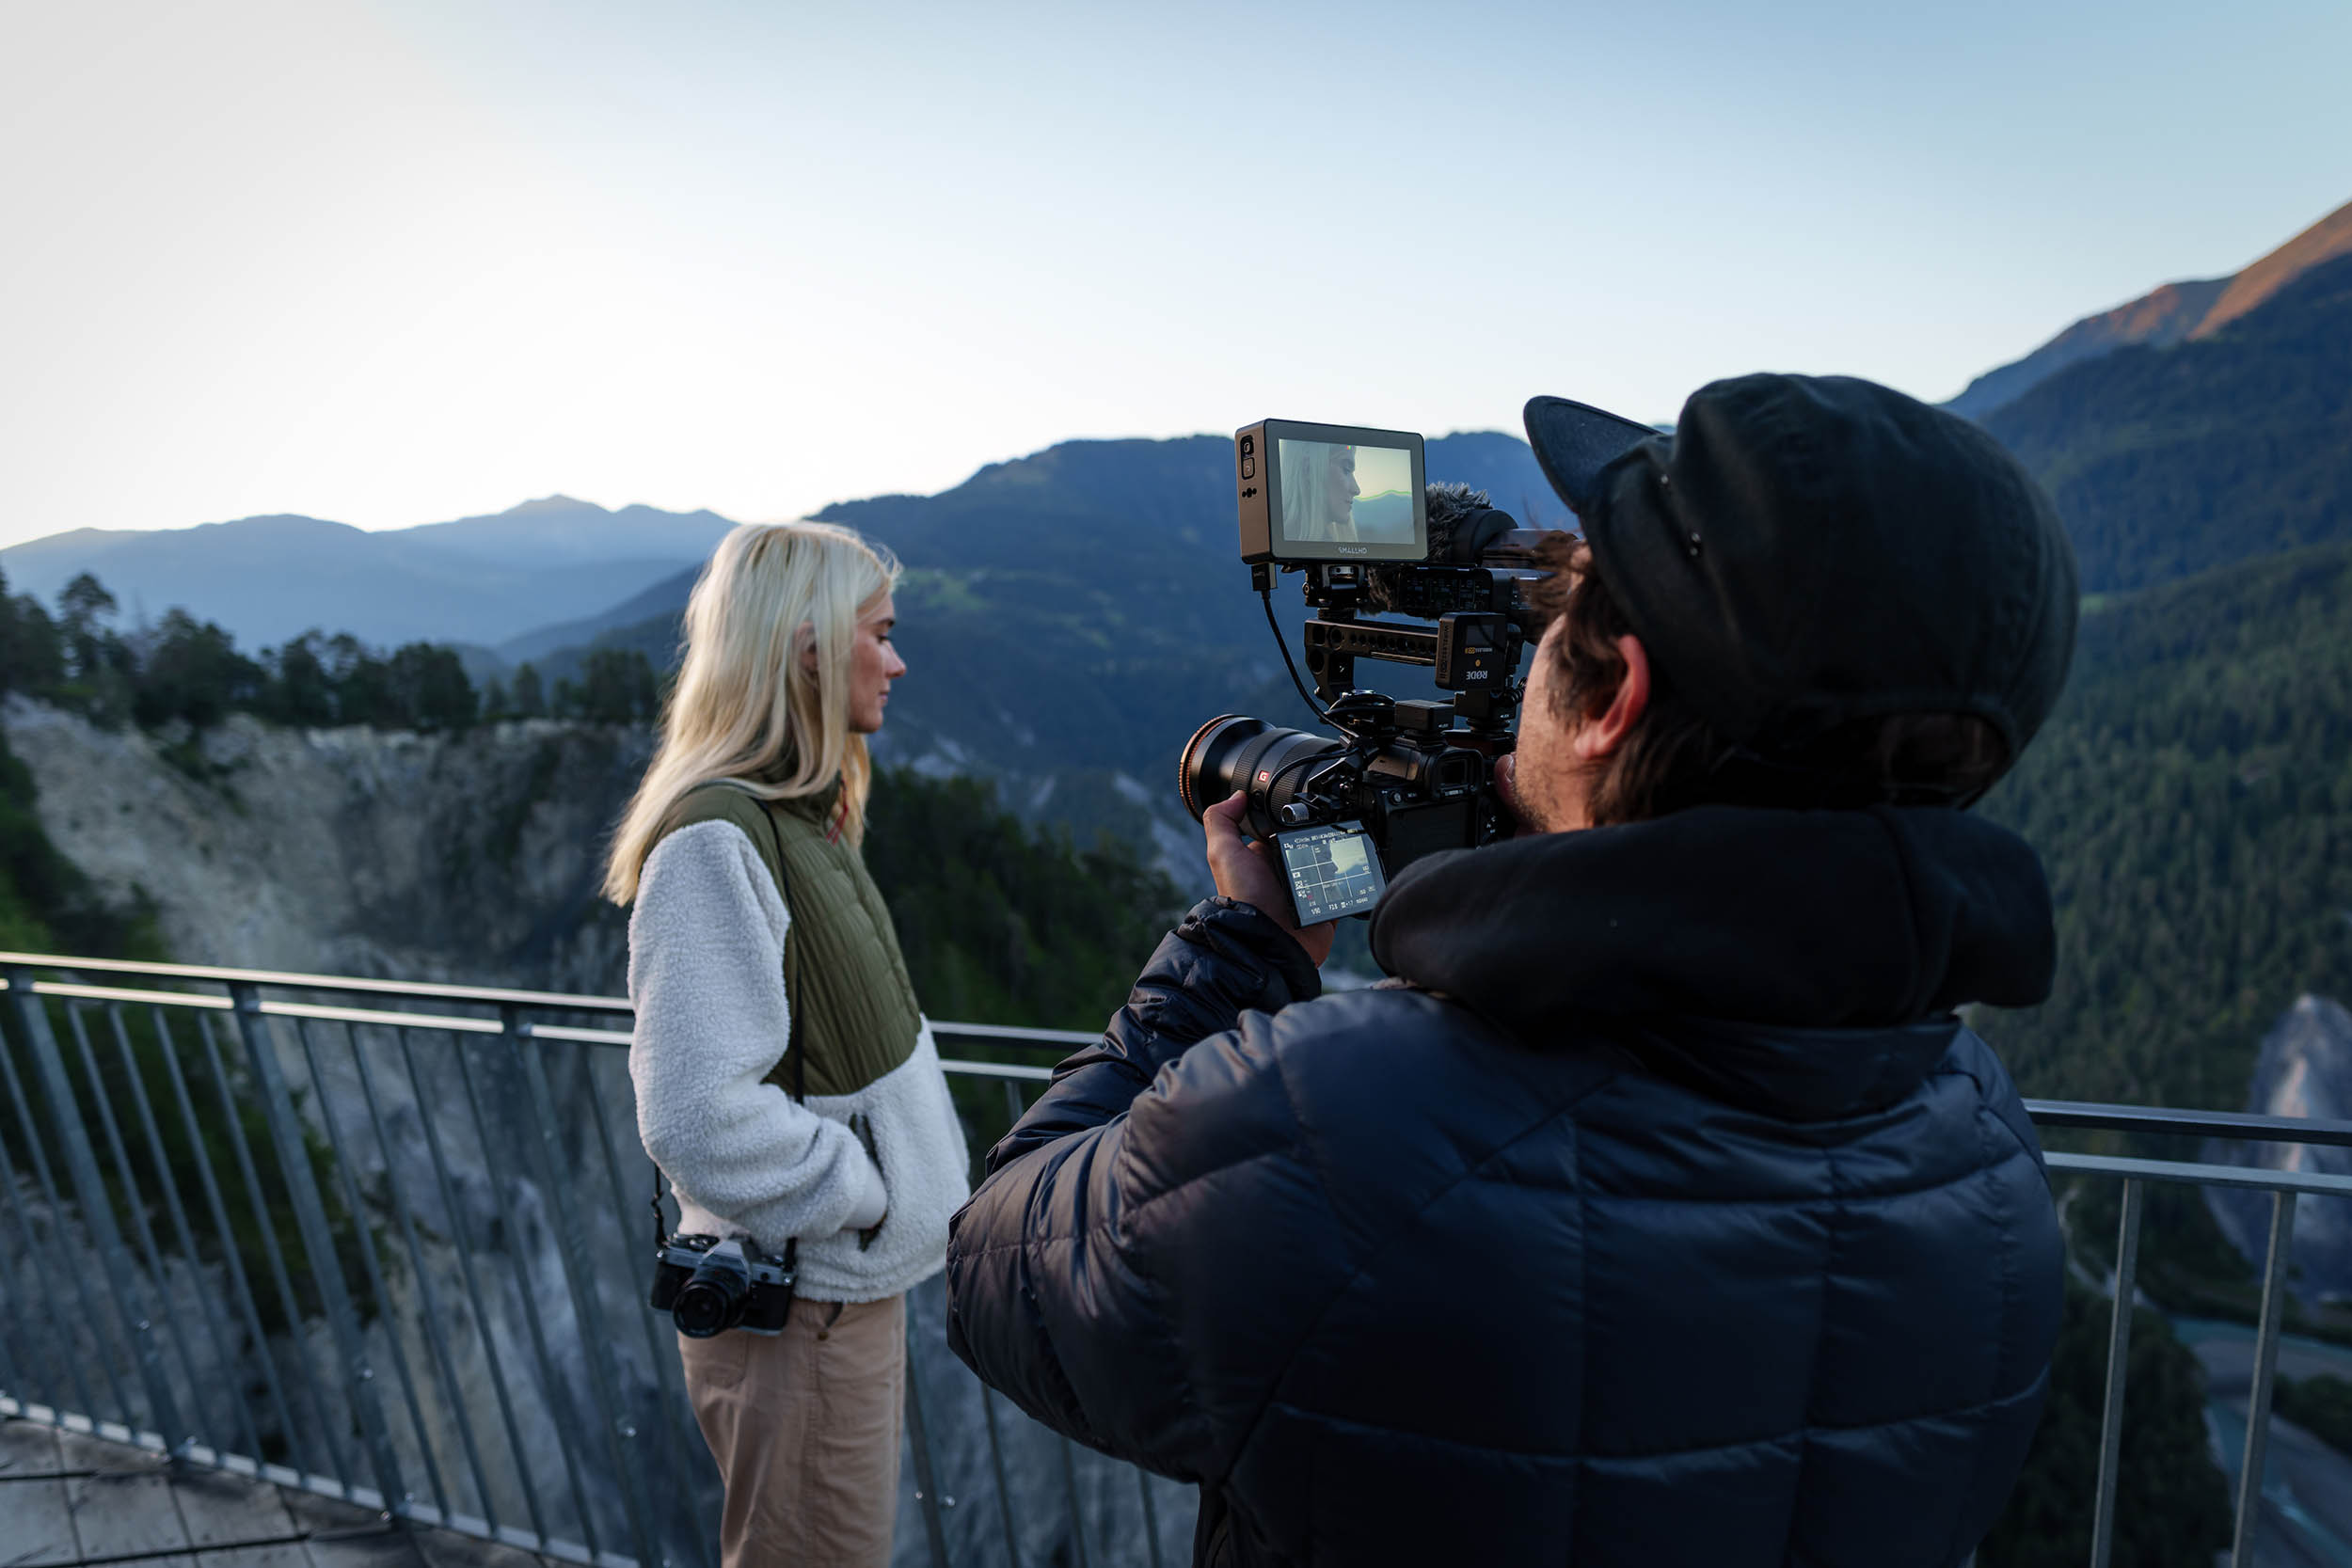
1249,509,1557,744
1181,424,1578,921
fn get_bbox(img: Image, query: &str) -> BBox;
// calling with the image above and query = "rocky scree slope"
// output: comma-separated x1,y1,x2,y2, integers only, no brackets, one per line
2,697,645,990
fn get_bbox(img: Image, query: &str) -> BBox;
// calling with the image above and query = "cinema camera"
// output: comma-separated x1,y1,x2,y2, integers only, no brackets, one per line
1178,419,1571,927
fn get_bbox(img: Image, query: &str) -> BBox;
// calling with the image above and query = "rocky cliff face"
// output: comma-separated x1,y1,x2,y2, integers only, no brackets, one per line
2207,994,2352,1302
4,697,645,991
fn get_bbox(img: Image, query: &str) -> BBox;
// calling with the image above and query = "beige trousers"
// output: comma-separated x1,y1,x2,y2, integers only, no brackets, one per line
678,1293,906,1568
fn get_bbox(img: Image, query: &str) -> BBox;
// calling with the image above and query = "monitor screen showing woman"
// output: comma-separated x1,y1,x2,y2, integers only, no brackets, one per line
1277,438,1417,547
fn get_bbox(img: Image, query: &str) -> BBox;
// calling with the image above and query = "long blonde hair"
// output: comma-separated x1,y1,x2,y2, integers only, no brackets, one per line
602,520,899,904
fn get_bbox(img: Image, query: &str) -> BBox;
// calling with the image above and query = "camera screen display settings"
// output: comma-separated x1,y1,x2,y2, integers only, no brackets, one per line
1276,821,1388,925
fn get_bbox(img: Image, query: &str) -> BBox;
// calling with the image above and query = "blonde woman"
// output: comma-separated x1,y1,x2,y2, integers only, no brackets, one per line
605,521,969,1568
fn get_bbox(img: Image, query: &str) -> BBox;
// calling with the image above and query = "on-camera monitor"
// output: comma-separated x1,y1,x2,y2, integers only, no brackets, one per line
1277,820,1388,923
1246,420,1425,562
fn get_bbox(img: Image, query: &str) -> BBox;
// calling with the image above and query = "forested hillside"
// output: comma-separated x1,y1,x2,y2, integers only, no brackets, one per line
0,564,1177,1030
1968,541,2352,1560
1978,540,2352,1115
1982,252,2352,594
516,433,1560,865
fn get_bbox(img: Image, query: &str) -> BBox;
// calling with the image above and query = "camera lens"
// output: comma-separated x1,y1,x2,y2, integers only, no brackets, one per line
1180,715,1342,839
673,1250,753,1338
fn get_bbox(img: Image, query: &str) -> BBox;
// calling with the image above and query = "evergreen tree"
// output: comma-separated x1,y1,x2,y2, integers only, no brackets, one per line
0,566,64,696
511,662,547,718
864,768,1179,1030
326,633,394,726
54,572,133,721
264,632,338,727
57,571,117,673
134,609,263,729
386,642,478,732
2275,1373,2352,1456
579,647,658,722
1979,1285,2232,1567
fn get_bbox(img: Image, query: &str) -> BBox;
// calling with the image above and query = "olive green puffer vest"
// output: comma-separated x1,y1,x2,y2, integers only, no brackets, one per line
653,778,922,1098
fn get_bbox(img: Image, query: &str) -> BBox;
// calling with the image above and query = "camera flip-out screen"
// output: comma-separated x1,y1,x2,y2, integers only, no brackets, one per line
1237,420,1427,563
1277,820,1389,924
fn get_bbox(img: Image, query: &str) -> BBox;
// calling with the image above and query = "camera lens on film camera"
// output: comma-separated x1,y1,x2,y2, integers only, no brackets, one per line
672,1245,755,1338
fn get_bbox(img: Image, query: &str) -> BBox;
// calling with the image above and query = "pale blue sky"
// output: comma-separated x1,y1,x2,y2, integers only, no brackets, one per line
3,0,2346,546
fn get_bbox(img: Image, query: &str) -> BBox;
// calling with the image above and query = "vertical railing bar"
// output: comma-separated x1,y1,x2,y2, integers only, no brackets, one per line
1057,1433,1092,1568
2089,1178,2143,1568
0,970,149,1430
1136,1466,1165,1568
37,990,198,1450
445,1026,601,1555
571,1039,717,1568
227,990,410,1512
395,1026,549,1546
151,1008,305,1471
978,1384,1023,1568
998,1080,1027,1147
194,1007,349,1484
351,1022,504,1537
2231,1187,2296,1568
0,1162,29,1394
118,1005,268,1463
66,1001,210,1449
508,1011,664,1566
0,1114,88,1417
902,1311,951,1568
295,1017,451,1520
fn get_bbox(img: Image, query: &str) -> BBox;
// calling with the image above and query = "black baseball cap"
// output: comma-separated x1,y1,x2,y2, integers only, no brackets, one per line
1521,372,2078,775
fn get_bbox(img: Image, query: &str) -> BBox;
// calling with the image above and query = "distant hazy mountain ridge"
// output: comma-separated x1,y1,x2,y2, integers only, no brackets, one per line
1980,250,2352,593
1948,197,2352,420
0,496,735,651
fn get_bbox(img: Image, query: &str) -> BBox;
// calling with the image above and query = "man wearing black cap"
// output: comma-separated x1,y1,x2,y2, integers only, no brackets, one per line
946,374,2072,1568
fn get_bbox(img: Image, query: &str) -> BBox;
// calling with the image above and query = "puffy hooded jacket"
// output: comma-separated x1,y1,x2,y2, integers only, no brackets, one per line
946,805,2065,1567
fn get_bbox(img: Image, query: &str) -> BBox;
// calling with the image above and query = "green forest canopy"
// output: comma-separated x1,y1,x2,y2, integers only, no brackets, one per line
0,565,663,734
1979,539,2352,1116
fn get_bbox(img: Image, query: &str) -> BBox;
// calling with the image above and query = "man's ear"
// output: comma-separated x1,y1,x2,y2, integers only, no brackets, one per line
1572,634,1650,762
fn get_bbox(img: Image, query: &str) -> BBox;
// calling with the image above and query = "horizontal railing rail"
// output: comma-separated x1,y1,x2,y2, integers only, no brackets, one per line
0,952,2341,1568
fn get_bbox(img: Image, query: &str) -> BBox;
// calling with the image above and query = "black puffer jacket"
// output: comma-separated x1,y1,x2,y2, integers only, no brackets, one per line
946,805,2065,1567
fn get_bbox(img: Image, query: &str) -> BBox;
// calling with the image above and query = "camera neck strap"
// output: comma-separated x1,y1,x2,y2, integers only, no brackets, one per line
651,793,804,1266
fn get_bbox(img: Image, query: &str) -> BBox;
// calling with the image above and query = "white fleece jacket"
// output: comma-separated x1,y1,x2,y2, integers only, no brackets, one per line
628,819,970,1303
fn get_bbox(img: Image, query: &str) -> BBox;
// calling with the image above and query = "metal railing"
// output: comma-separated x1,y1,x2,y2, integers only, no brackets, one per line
0,952,1180,1568
0,951,2344,1568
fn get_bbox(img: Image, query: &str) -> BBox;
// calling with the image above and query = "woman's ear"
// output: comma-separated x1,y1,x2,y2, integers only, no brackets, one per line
1572,634,1650,763
796,622,818,677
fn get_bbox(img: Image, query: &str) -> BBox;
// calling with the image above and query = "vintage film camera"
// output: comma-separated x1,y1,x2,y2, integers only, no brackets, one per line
650,1232,798,1338
1178,419,1566,927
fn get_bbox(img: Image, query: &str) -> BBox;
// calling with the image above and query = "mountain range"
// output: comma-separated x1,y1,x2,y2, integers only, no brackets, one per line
1980,251,2352,593
511,432,1563,874
1947,197,2352,420
8,195,2348,873
0,496,734,651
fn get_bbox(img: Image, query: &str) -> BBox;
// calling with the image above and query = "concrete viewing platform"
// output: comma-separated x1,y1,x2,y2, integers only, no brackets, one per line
0,1419,560,1568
